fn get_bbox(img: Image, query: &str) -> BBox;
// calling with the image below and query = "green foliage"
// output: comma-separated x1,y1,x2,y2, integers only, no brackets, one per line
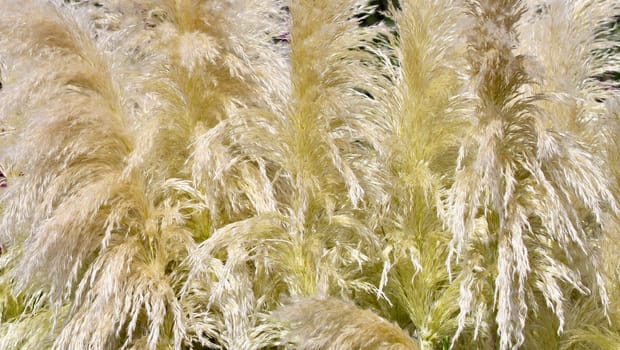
0,0,619,349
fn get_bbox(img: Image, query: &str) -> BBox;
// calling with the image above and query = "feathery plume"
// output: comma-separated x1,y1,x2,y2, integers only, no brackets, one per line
446,1,619,349
375,1,468,348
0,1,189,348
272,296,420,350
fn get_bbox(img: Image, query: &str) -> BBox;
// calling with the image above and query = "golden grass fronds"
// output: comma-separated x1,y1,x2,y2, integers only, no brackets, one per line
0,0,619,349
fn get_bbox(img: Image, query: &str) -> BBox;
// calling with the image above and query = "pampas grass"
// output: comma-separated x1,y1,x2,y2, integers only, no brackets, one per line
0,0,618,349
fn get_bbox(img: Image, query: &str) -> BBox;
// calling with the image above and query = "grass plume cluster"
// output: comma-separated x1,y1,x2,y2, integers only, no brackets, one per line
0,0,619,349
